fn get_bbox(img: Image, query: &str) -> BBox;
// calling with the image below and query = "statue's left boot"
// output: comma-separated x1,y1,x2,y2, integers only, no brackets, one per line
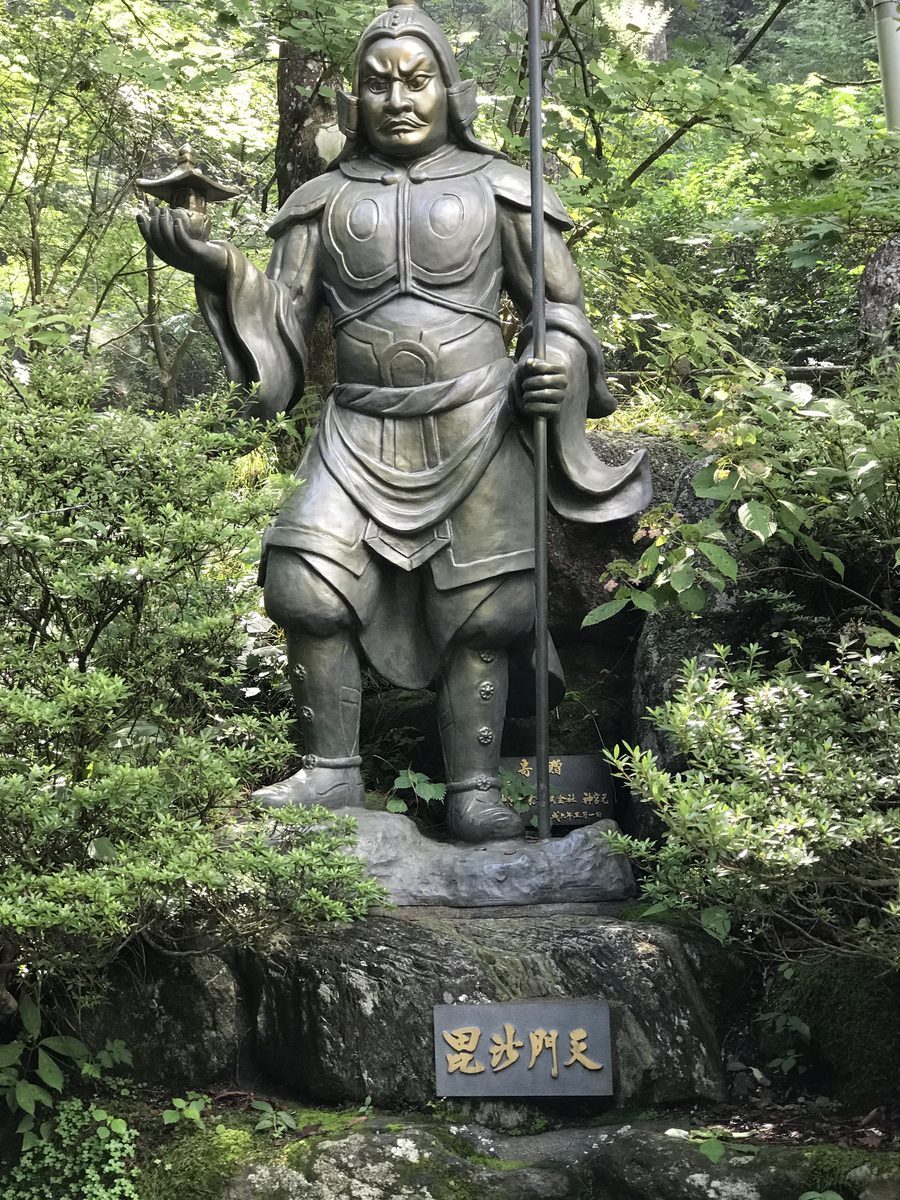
254,630,364,810
438,645,528,842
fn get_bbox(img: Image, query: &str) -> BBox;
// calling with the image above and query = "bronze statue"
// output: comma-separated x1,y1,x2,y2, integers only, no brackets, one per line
137,0,650,843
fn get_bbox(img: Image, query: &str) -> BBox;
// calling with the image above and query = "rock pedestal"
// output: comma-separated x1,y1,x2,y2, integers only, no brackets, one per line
219,1121,830,1200
251,913,727,1109
93,911,733,1115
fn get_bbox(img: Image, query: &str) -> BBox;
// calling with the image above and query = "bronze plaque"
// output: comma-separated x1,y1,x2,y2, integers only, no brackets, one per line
501,754,614,826
434,999,613,1097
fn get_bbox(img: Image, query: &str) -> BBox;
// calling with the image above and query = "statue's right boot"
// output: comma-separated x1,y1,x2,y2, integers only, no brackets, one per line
255,630,364,810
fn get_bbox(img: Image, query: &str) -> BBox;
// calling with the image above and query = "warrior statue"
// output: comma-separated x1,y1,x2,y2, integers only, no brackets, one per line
137,0,650,843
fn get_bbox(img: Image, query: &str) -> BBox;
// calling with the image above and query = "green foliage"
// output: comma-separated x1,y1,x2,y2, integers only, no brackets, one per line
757,1008,811,1076
606,640,900,968
586,368,900,631
803,1145,871,1193
695,1135,726,1164
387,768,448,813
249,1099,298,1138
0,1098,140,1200
162,1093,210,1127
139,1123,255,1200
0,992,131,1150
1,0,889,414
685,1125,756,1166
498,767,536,813
0,0,277,401
801,1147,900,1195
0,355,382,1012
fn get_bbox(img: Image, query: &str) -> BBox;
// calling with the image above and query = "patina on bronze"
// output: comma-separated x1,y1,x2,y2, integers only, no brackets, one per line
137,0,652,844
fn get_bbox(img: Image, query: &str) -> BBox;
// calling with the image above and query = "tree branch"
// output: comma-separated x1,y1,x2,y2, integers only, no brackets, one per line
552,0,604,159
568,0,796,248
628,0,794,186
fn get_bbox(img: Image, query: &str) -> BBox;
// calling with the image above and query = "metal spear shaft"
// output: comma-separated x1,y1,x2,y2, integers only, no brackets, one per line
527,0,552,841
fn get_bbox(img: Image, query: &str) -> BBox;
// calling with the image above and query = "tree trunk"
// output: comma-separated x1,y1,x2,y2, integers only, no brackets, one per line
858,234,900,353
275,37,338,399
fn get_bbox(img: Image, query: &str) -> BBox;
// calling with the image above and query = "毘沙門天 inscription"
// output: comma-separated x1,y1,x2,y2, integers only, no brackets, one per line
433,999,613,1097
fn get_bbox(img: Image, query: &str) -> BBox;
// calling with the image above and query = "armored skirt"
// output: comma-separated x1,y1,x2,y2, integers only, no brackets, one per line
261,355,538,690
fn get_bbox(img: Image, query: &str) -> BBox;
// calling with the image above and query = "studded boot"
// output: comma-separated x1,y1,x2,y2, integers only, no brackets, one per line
256,630,364,809
438,645,528,842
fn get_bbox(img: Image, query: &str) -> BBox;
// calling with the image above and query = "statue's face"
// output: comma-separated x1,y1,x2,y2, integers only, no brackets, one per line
359,36,449,160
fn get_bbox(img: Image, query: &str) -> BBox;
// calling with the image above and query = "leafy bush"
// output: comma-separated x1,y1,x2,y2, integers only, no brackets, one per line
588,366,900,633
0,354,381,1018
0,991,133,1150
607,640,900,967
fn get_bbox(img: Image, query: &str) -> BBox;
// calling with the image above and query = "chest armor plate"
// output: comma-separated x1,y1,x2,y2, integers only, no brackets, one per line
320,171,501,325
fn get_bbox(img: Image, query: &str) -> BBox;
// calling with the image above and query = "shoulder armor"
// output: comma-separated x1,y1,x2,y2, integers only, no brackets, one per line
482,159,574,230
267,171,343,237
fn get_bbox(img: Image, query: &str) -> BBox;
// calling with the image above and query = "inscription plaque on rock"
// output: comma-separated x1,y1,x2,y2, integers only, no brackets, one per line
434,999,613,1097
501,754,614,826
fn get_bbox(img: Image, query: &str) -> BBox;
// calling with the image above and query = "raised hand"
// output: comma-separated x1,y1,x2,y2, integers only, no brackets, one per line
136,205,228,291
514,356,568,417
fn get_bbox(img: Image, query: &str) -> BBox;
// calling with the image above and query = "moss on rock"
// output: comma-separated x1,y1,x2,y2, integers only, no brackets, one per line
803,1146,878,1193
772,958,900,1107
139,1124,258,1200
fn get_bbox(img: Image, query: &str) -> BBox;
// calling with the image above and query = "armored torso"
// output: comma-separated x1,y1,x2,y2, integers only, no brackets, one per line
267,146,574,387
321,151,504,385
322,153,501,322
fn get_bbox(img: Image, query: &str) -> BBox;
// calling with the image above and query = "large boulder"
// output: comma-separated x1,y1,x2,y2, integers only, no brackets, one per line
250,912,728,1110
224,1126,573,1200
848,1162,900,1200
548,430,703,640
457,1123,814,1200
96,1109,900,1200
81,951,242,1088
85,913,733,1115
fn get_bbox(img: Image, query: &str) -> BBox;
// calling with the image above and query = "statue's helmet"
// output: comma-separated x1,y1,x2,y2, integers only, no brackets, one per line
335,0,503,159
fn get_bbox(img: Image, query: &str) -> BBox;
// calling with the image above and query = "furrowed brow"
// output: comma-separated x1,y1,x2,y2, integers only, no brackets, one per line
363,54,392,76
401,54,435,75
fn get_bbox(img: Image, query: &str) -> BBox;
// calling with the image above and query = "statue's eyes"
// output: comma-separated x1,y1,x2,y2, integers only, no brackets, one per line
366,77,389,94
407,73,430,91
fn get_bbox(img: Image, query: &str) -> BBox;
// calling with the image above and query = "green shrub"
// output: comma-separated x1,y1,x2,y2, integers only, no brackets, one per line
587,365,900,633
0,355,382,1013
607,639,900,967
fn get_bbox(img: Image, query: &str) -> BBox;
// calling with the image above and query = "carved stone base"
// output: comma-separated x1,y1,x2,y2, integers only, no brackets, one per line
340,810,636,907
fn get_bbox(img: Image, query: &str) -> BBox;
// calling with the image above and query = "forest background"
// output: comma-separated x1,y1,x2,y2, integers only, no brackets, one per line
3,0,900,1188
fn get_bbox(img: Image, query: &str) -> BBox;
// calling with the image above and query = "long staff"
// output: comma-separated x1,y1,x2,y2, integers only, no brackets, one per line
527,0,552,841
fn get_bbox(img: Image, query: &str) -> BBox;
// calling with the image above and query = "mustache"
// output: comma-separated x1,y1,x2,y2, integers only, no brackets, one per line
380,113,429,129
